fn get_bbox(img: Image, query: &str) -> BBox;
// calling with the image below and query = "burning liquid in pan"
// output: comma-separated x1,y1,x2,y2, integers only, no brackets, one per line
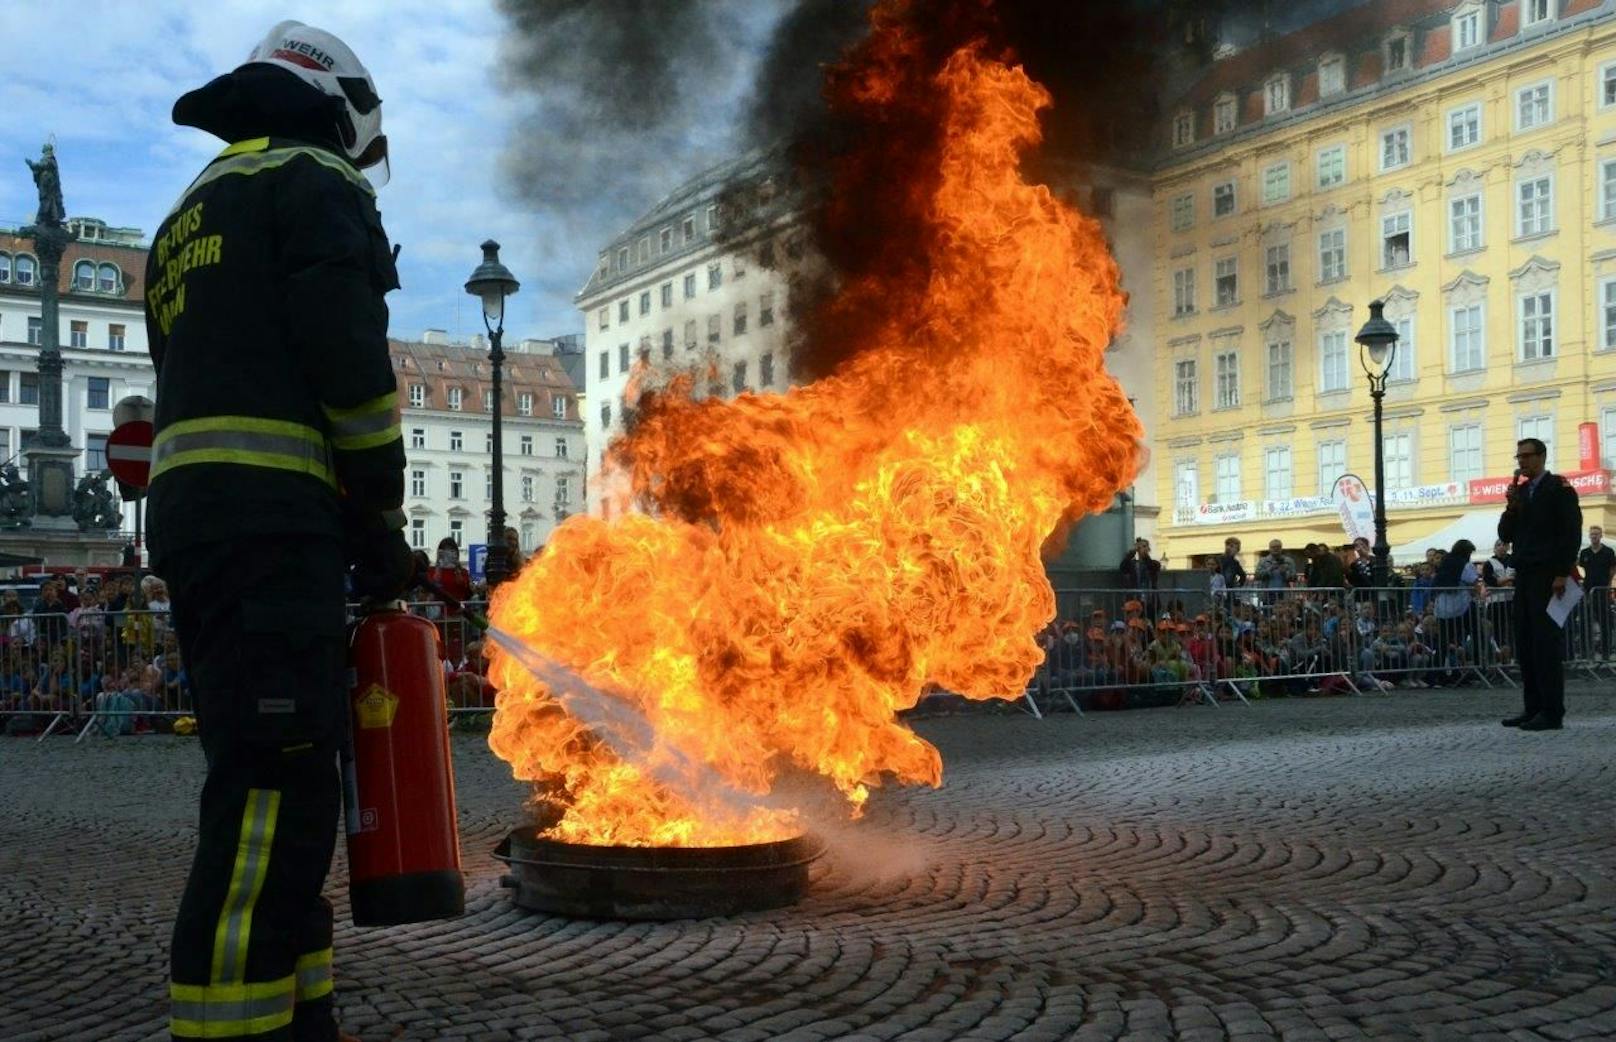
486,2,1142,847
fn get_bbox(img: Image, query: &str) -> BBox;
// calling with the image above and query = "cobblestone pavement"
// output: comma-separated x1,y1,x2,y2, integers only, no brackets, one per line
4,686,1615,1042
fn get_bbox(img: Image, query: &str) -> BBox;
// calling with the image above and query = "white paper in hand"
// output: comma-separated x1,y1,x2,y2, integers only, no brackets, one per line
1547,578,1583,629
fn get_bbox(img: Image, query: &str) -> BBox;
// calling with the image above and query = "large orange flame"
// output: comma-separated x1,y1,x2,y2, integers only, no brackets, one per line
487,3,1142,847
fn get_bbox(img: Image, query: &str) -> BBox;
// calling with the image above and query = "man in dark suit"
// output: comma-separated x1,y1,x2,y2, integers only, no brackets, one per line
1498,437,1581,730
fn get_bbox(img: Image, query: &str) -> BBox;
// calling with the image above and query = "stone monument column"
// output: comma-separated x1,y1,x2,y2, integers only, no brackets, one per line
21,143,79,528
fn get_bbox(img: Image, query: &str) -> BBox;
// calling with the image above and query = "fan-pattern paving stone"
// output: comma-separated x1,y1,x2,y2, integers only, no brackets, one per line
2,687,1614,1041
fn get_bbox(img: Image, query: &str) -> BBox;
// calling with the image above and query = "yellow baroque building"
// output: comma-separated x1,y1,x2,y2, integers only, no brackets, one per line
1151,0,1616,564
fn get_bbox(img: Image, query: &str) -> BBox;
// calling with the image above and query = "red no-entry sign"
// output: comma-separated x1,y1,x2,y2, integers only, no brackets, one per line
106,420,154,489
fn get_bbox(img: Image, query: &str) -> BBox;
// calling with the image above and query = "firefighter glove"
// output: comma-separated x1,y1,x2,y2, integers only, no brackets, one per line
350,528,417,603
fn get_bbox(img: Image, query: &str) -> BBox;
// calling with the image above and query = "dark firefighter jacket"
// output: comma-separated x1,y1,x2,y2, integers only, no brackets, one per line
144,128,404,557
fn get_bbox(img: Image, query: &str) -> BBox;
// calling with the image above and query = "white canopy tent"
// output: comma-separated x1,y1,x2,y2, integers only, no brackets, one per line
1389,509,1505,564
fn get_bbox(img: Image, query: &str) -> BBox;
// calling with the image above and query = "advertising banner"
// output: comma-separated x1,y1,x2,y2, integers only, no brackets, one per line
1468,469,1610,505
1193,500,1257,525
1580,422,1600,471
1332,474,1375,543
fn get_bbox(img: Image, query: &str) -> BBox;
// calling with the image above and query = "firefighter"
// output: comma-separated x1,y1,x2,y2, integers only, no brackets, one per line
145,21,411,1042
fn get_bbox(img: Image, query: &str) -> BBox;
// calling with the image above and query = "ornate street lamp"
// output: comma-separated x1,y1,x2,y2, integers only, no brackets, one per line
1354,299,1400,588
465,240,520,590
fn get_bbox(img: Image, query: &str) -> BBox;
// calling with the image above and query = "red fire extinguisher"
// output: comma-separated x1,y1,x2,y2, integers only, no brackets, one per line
342,606,465,926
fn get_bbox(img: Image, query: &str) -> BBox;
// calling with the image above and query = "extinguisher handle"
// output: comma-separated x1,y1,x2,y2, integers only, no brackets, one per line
418,576,491,634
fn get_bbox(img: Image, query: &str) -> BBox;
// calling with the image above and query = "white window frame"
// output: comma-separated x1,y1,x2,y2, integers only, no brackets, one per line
1213,180,1236,218
1601,276,1616,352
1447,103,1481,152
555,436,569,459
1383,431,1415,490
1214,454,1242,504
1264,74,1289,115
1318,54,1346,97
1266,339,1293,401
1389,315,1416,383
1264,446,1294,501
1519,289,1555,361
1215,257,1238,307
410,469,426,498
1319,227,1346,282
1173,267,1196,316
1261,162,1291,205
1380,125,1411,172
1174,359,1198,416
1318,440,1346,496
1171,193,1194,231
448,470,464,499
1215,350,1240,410
1604,408,1616,469
1516,81,1553,131
1317,144,1346,189
1450,193,1483,253
408,384,425,408
1214,95,1237,134
409,519,426,549
449,430,463,452
1602,60,1616,109
1450,302,1487,373
1601,159,1616,222
1385,32,1410,73
1522,0,1553,28
1381,211,1413,269
1320,331,1349,393
1172,111,1195,148
1452,8,1482,51
1265,244,1291,295
519,434,533,456
1174,460,1199,509
521,475,535,503
1449,424,1484,483
447,387,463,411
1517,175,1554,237
1518,414,1555,468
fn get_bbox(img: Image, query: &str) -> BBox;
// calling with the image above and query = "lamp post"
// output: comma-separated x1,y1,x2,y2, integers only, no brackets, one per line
464,240,520,590
1354,300,1400,588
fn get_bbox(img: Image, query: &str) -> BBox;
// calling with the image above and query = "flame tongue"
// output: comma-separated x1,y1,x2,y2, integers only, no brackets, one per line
488,6,1142,847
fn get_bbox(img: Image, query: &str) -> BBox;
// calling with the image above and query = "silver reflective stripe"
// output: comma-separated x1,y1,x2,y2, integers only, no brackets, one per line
295,961,332,999
213,790,277,983
170,990,294,1026
153,429,330,471
167,146,372,220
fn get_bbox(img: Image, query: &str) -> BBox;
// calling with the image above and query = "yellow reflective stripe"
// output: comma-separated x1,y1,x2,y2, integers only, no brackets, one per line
323,391,402,452
209,789,281,985
171,1010,295,1039
171,977,295,1004
218,137,271,158
152,447,337,490
152,416,336,488
167,144,372,220
294,947,334,1002
157,415,327,446
171,973,296,1032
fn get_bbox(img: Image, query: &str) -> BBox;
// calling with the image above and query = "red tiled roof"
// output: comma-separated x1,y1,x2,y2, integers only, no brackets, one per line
1491,4,1520,41
1566,0,1603,16
1419,23,1452,65
389,339,580,421
0,231,146,305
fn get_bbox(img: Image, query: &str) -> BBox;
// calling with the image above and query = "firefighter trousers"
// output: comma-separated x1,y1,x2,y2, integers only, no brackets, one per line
161,535,349,1042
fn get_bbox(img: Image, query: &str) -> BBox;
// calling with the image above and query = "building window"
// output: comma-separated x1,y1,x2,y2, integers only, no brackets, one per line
1517,83,1552,130
1266,340,1293,400
760,351,775,386
707,314,721,344
70,320,88,348
557,475,572,509
1380,126,1410,171
1265,244,1290,295
708,263,722,290
1174,460,1199,509
1522,0,1552,27
601,402,611,430
1381,211,1411,269
84,433,108,473
732,361,748,394
616,247,629,272
1318,55,1345,96
448,387,465,411
1214,96,1236,134
659,227,672,253
555,436,569,459
638,291,650,317
1318,440,1346,495
1448,103,1481,151
20,374,37,407
1450,194,1483,253
637,237,650,264
660,328,674,359
449,430,463,452
74,260,96,291
1261,162,1290,205
598,352,610,381
1215,454,1242,504
1602,278,1616,351
1385,33,1409,73
1453,9,1481,50
87,377,109,409
682,216,695,242
1214,257,1238,307
408,384,425,408
449,519,464,545
683,273,696,300
410,469,426,497
1264,446,1293,500
760,291,775,326
598,307,609,330
1518,176,1553,236
515,392,532,416
108,324,126,350
733,302,748,336
1172,111,1194,148
619,342,630,372
1320,330,1349,393
483,389,495,412
1520,291,1554,360
1604,62,1616,108
519,434,533,456
1390,316,1415,383
1451,303,1486,372
1173,359,1198,416
1264,74,1289,115
684,319,697,349
618,299,629,323
448,471,464,499
1317,145,1345,189
1319,228,1346,282
1602,160,1616,221
1450,425,1484,482
1212,181,1235,218
1172,268,1195,316
659,282,673,309
0,254,9,283
27,317,41,346
410,518,426,549
1215,351,1240,409
638,340,651,366
1171,194,1194,231
98,264,118,294
1383,432,1414,489
15,255,35,286
1519,415,1554,468
0,372,10,403
410,427,426,449
521,475,534,503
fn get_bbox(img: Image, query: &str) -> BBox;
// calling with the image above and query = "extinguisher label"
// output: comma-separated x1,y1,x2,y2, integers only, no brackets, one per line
354,683,400,729
358,807,380,833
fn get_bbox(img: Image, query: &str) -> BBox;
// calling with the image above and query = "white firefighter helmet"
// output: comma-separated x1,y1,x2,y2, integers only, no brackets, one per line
245,20,389,184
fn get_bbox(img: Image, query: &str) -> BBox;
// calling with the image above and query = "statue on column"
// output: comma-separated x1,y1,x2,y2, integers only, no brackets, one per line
0,466,34,528
25,143,66,230
72,472,121,531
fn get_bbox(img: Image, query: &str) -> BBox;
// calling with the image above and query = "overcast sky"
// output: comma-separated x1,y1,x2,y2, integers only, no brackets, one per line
0,1,784,342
